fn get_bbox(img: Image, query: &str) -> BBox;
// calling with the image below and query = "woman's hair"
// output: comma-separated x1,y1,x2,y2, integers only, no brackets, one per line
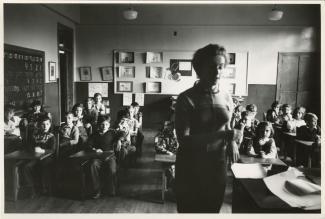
246,104,257,112
97,115,111,124
31,100,42,107
192,44,228,78
281,104,291,111
86,97,94,103
271,101,280,109
94,93,102,99
256,121,274,138
65,111,74,117
72,103,84,113
131,102,139,107
304,113,318,123
292,106,306,119
4,104,15,114
39,116,52,124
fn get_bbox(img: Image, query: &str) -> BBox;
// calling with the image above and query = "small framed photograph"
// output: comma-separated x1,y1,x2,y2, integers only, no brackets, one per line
227,83,236,95
118,66,135,78
146,52,163,63
118,52,134,63
228,53,236,65
48,61,56,82
147,66,163,78
100,66,113,81
79,66,92,81
145,82,162,93
117,81,133,92
221,67,236,79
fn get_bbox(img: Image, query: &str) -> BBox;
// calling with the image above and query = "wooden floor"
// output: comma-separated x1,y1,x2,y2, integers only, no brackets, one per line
5,129,233,213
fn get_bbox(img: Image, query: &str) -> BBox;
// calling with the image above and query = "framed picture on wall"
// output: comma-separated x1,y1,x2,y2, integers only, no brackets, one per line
227,83,236,95
228,53,236,65
118,66,135,78
100,66,113,81
79,66,92,81
48,61,56,82
148,66,163,78
118,52,134,63
170,59,192,76
117,81,133,92
145,81,162,93
145,52,163,63
221,66,236,79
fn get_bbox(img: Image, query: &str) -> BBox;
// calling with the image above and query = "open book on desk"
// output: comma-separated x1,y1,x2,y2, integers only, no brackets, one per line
263,167,321,210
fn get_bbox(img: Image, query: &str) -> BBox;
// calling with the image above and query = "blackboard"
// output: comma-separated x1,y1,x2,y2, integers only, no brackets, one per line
4,44,45,112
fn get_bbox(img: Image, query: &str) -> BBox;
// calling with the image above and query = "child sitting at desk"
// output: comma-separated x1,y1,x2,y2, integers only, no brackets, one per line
296,113,321,167
283,106,306,133
154,121,179,190
72,103,91,147
266,101,281,124
4,104,22,153
23,116,56,195
235,111,256,154
87,115,117,198
246,104,260,129
278,104,293,126
230,105,245,129
59,112,80,158
247,121,278,159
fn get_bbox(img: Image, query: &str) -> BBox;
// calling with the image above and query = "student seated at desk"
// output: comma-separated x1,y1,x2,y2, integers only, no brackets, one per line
246,104,260,129
155,121,179,155
230,105,245,129
59,112,80,158
72,103,91,147
283,106,306,133
23,116,56,195
296,113,321,167
247,122,278,159
4,104,22,153
266,101,281,124
235,111,256,154
115,116,137,167
154,120,178,190
84,97,97,129
87,115,118,198
131,102,145,157
278,104,293,126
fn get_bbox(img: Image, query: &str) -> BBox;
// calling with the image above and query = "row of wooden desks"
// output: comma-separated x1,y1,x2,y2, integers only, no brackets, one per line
232,155,321,213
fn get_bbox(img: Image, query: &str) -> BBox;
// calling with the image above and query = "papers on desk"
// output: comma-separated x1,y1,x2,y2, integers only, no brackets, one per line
231,163,267,179
263,168,321,210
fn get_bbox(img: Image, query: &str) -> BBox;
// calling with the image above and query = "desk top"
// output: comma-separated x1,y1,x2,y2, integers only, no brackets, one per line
69,150,114,161
239,155,286,166
282,131,297,137
237,168,321,213
4,150,53,161
155,154,176,163
295,139,315,146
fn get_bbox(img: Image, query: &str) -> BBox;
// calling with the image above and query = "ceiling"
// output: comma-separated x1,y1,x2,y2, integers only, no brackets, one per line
45,3,320,26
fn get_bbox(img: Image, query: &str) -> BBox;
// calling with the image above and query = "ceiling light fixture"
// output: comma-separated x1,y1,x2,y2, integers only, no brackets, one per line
123,8,138,20
268,5,283,21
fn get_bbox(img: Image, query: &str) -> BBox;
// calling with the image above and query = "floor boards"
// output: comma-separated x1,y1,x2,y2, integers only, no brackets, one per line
4,129,233,213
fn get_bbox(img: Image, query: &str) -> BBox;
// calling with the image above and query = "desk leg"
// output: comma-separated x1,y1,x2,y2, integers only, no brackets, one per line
161,170,166,202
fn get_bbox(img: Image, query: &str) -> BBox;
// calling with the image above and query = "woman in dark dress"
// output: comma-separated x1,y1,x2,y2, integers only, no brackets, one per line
175,44,242,213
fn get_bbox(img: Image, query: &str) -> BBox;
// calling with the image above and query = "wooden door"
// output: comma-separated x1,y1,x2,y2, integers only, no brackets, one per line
276,54,299,107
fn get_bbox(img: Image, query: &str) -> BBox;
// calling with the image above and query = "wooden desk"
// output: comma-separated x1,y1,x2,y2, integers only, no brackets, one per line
154,154,176,203
294,139,315,168
69,150,114,162
239,154,286,166
232,167,321,213
5,150,54,201
281,131,296,160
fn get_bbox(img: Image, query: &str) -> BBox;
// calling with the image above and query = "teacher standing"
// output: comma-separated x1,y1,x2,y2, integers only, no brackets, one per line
175,44,242,213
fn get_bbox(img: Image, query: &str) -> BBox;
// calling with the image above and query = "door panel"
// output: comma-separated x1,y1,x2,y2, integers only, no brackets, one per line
297,91,312,110
276,54,299,101
298,54,315,92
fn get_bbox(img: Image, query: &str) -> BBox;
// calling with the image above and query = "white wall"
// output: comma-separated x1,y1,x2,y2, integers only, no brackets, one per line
76,25,318,86
4,4,76,83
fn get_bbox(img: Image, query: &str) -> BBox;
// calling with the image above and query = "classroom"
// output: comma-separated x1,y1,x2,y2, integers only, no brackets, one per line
3,1,323,214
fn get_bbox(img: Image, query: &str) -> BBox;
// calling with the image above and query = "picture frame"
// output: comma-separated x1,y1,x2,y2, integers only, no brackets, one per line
145,52,163,63
48,61,56,82
221,66,236,79
227,83,236,95
118,52,134,63
100,66,113,81
117,81,133,92
147,66,163,78
145,81,162,93
170,59,192,76
118,66,135,78
228,53,236,65
79,66,92,81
